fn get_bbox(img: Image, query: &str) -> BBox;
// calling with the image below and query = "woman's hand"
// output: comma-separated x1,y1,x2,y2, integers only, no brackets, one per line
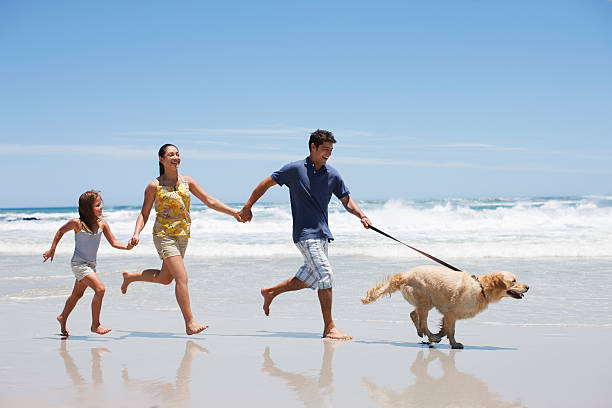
233,211,244,223
129,235,140,247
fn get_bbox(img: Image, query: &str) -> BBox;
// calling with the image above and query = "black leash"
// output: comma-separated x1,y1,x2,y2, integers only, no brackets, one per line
369,225,462,272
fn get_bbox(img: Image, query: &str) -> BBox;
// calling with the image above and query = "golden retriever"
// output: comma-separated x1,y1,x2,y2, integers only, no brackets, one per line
361,265,529,349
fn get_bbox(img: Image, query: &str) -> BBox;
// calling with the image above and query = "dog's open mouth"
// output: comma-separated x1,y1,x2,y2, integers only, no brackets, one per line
507,290,524,299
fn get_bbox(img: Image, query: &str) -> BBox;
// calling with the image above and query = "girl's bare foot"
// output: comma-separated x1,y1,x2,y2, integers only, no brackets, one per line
57,315,69,336
323,327,352,340
261,288,274,316
91,324,112,335
186,322,208,335
121,271,131,294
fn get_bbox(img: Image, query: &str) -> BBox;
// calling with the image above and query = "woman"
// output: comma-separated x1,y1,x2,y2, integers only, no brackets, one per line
122,144,242,335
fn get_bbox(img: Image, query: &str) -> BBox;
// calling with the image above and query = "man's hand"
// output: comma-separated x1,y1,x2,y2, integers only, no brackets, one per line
238,206,253,222
360,216,372,229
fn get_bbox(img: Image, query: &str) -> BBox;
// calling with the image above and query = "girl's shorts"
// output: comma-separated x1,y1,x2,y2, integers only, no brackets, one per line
71,256,97,281
153,235,189,260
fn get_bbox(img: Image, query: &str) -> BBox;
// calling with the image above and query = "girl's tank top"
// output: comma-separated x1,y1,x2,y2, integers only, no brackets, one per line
73,222,102,262
153,176,191,237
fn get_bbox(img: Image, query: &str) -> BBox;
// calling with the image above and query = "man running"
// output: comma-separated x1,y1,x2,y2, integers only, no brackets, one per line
239,129,371,339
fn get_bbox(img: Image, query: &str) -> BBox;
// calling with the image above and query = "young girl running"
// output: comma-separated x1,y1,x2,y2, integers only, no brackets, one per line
43,190,133,336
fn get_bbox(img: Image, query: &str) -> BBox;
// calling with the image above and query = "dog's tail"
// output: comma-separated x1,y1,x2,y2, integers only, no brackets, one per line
361,273,406,304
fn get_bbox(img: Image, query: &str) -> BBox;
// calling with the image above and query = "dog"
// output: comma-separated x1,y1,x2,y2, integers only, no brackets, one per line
361,265,529,349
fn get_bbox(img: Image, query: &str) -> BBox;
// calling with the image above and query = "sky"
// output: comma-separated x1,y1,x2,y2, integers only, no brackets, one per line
1,0,611,208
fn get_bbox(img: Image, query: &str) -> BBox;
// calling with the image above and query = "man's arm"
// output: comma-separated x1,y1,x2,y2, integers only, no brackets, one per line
340,195,371,229
239,176,278,222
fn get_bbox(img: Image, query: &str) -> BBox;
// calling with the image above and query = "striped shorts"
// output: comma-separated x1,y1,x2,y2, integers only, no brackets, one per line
295,238,334,290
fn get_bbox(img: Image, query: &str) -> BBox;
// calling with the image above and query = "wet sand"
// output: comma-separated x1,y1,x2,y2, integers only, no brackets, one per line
1,303,610,408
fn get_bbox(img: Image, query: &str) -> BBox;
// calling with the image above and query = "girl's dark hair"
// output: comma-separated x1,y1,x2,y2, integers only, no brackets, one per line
78,190,101,232
158,144,177,176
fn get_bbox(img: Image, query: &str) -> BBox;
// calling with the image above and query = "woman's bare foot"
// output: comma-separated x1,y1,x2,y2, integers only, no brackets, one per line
261,288,274,316
323,326,352,340
186,322,208,335
91,324,112,335
121,271,132,294
57,315,69,336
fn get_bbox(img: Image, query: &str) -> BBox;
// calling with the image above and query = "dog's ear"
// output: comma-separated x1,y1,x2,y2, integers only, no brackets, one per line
482,273,506,289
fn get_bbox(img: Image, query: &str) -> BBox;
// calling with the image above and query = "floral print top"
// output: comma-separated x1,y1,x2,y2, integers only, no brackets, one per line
153,178,191,237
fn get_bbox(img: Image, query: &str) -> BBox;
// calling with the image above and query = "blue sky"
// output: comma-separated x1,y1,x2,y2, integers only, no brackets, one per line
1,0,611,208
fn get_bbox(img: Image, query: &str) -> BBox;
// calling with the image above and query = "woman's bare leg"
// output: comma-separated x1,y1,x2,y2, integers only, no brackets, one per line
121,262,174,294
163,255,207,335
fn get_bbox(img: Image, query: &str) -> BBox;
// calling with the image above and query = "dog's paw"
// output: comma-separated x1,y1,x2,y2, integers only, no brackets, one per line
451,342,464,349
428,334,442,343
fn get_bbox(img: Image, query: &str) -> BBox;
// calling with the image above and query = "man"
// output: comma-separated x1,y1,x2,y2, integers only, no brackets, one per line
239,129,371,340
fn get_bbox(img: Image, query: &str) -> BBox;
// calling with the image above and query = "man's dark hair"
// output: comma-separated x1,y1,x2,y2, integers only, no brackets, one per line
309,129,336,150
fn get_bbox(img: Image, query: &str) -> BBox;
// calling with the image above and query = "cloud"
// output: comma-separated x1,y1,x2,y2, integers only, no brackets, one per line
115,127,384,141
3,142,609,175
333,155,611,174
0,143,155,158
115,127,308,139
414,143,525,152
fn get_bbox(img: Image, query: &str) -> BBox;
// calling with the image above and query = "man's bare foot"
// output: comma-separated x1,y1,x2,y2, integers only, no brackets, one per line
91,324,112,335
57,315,69,336
186,322,208,335
121,271,131,294
261,288,274,316
91,347,111,357
323,327,352,340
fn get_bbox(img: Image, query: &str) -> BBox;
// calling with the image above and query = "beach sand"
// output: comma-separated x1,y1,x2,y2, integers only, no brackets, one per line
3,199,612,406
1,274,610,407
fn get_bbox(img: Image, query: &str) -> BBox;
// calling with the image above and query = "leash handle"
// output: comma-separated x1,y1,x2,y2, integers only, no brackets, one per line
369,225,461,272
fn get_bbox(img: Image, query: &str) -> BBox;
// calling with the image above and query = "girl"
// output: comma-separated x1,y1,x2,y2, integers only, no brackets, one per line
121,144,243,335
43,190,133,336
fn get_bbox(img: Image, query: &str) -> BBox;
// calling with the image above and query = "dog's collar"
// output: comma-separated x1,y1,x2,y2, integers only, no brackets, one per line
472,275,486,300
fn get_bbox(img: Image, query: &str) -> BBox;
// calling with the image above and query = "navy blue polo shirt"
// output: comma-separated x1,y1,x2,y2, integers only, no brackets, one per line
271,157,350,243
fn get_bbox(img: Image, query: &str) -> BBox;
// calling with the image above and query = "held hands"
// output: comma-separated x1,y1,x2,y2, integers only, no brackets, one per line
237,205,253,222
129,235,140,247
233,210,245,223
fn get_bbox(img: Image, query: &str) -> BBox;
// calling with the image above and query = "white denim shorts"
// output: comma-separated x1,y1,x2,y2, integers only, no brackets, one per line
294,238,334,290
153,235,189,260
70,256,97,281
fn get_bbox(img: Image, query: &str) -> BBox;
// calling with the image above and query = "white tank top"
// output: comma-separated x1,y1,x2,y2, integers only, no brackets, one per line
73,225,102,262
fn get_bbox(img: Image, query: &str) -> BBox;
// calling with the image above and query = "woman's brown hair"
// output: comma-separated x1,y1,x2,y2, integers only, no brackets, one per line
78,190,101,232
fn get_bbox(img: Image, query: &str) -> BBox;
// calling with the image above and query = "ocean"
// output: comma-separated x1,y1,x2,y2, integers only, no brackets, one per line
1,196,612,329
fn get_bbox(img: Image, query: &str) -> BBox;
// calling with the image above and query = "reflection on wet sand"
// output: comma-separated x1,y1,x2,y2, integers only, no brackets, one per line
58,341,112,405
262,340,345,408
362,348,525,407
121,340,208,407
